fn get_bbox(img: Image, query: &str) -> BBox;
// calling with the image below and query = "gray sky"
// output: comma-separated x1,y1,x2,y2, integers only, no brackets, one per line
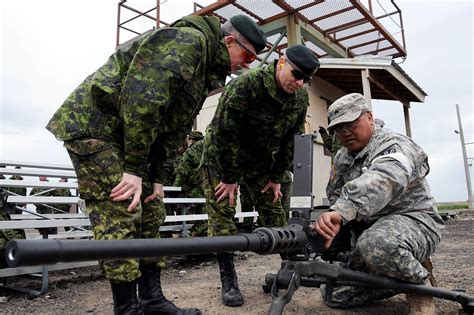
1,0,472,202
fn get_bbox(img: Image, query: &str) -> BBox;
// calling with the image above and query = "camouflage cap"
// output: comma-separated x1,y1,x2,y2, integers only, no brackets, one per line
327,93,371,132
229,15,267,53
187,130,204,140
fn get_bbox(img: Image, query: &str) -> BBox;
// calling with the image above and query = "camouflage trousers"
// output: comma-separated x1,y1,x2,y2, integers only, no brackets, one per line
321,213,441,308
239,179,292,230
203,168,287,237
65,139,166,283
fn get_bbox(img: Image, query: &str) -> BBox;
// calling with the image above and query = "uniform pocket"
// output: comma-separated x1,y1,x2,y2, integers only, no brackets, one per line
65,139,124,200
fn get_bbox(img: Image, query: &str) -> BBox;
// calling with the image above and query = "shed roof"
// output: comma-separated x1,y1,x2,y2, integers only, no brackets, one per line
317,56,426,103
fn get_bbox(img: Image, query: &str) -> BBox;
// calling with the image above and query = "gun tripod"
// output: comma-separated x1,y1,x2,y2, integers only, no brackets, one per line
262,257,474,315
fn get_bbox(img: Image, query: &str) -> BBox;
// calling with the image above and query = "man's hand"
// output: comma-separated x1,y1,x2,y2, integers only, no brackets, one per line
144,183,165,204
215,181,238,207
110,173,142,212
312,211,342,249
261,180,282,204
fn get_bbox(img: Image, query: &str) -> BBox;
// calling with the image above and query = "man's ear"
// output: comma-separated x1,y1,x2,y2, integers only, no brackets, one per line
224,35,234,47
367,111,374,124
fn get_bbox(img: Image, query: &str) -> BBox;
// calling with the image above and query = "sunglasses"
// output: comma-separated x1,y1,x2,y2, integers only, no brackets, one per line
233,37,257,64
334,111,368,136
291,69,311,83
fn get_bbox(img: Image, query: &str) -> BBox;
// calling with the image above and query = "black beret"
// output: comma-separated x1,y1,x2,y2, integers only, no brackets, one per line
230,15,267,54
286,45,320,80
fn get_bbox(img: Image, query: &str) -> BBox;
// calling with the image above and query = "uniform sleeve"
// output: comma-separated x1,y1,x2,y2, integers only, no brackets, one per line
212,77,249,183
270,95,308,183
119,31,204,179
331,143,414,223
173,148,194,191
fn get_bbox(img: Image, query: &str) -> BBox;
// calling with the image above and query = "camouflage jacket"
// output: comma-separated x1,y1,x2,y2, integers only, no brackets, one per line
203,61,309,183
174,140,204,197
327,126,443,237
46,15,230,183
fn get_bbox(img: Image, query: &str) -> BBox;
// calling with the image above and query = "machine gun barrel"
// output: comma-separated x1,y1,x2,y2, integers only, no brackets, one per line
5,226,309,268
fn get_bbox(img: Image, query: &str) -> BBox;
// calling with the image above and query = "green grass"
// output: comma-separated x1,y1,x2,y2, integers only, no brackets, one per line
437,203,469,211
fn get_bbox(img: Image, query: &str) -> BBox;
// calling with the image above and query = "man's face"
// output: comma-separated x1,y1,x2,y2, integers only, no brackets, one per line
225,35,257,73
335,111,374,153
276,59,306,94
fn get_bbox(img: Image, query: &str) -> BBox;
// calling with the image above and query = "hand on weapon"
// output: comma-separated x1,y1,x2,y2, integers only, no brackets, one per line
144,183,165,204
312,211,342,249
110,172,142,212
261,180,282,204
215,181,238,206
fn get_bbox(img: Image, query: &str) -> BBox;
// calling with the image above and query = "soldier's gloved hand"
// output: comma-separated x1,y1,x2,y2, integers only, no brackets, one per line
261,180,282,204
215,181,238,207
110,172,142,212
318,126,328,135
144,183,164,204
312,211,342,249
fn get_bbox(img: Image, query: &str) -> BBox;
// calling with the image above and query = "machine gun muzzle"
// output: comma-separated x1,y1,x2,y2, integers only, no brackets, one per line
5,226,310,267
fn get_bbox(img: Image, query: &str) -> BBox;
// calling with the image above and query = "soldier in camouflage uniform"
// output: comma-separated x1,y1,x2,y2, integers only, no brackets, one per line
174,132,207,236
164,142,187,217
5,167,27,212
239,168,292,233
46,14,267,315
313,93,443,313
30,176,73,214
31,176,73,234
202,45,320,307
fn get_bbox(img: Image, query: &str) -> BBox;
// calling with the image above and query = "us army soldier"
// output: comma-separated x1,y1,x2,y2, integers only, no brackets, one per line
313,93,443,313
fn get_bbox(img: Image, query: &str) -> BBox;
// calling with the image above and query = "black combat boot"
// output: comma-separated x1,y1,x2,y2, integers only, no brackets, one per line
216,252,244,306
110,280,143,315
138,264,201,315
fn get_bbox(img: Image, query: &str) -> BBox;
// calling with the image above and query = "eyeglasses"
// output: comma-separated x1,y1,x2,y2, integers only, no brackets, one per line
291,69,310,83
333,111,368,136
233,37,257,64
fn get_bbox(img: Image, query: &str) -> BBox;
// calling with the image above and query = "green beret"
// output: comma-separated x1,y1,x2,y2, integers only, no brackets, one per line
230,15,267,53
286,45,320,80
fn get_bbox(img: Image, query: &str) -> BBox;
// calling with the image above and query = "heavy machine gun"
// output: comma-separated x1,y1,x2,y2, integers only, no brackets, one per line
5,207,474,315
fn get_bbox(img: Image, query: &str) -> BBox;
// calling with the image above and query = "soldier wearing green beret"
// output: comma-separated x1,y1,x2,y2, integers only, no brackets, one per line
46,13,266,315
202,44,320,307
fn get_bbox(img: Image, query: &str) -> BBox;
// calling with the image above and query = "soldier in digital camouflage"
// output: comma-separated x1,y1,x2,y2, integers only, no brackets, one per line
312,93,444,314
46,14,267,315
174,131,207,236
201,44,320,307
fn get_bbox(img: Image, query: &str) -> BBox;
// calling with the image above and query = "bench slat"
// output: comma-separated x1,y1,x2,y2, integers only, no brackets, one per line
0,219,91,229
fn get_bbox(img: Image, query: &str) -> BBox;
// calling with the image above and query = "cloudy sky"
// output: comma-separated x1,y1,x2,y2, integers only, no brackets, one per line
0,0,472,202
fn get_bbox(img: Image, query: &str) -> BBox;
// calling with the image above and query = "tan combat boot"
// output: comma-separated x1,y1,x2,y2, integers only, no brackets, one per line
406,271,436,315
406,292,436,315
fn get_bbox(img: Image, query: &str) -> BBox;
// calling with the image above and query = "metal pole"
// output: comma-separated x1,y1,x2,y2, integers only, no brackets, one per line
455,104,473,209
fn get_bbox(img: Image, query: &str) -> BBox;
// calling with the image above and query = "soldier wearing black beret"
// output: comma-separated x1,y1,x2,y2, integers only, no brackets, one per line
202,44,319,307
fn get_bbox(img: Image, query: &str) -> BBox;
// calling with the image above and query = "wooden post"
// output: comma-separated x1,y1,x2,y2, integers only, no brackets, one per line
286,14,302,46
403,101,412,138
361,69,372,109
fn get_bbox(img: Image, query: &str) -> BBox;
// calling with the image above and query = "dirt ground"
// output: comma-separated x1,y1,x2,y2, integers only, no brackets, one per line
1,212,473,315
